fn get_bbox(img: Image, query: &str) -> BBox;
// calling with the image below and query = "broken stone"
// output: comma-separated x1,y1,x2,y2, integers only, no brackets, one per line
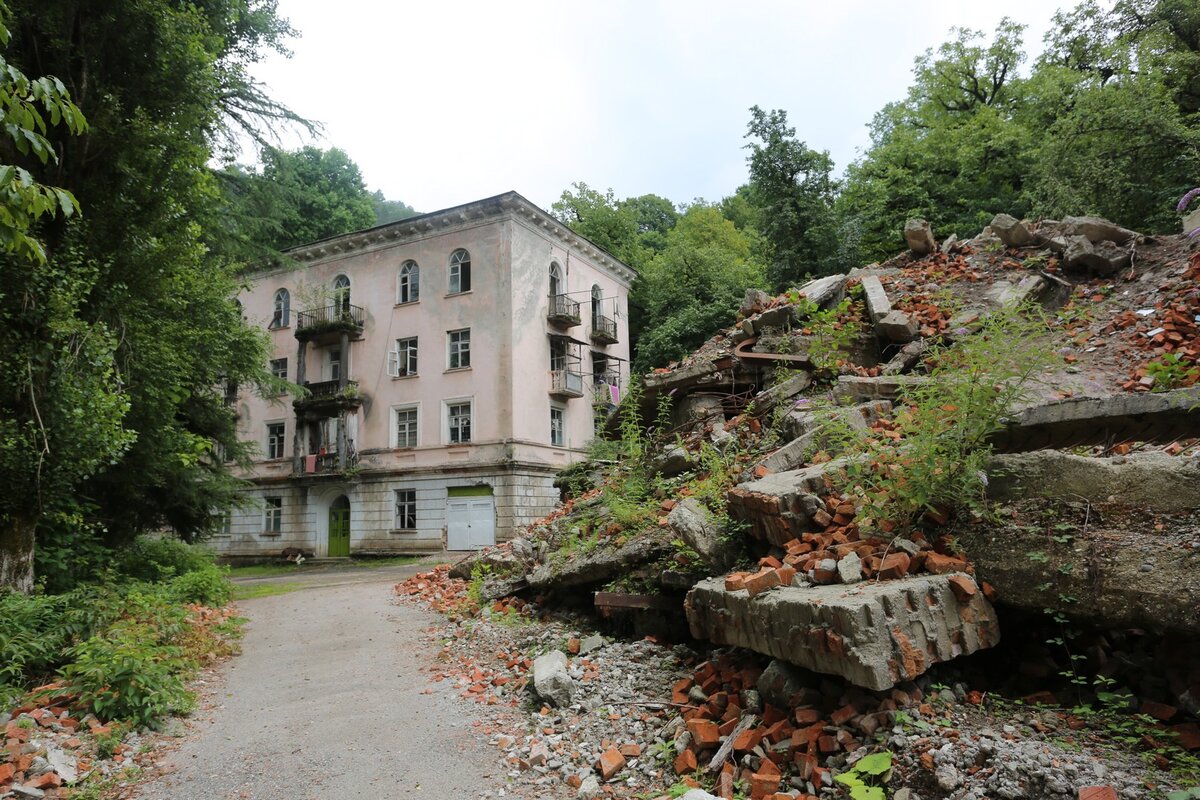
794,273,848,309
686,574,1000,691
940,234,958,253
756,659,820,709
837,552,862,584
527,529,675,591
1062,215,1140,244
860,275,892,324
532,650,576,707
578,634,605,655
881,340,928,376
751,372,813,419
1184,207,1200,236
751,304,799,337
990,213,1034,247
672,394,725,432
1062,234,1131,276
577,775,602,799
667,498,735,568
904,219,936,255
877,310,918,343
652,444,696,478
987,450,1200,511
727,461,846,547
995,274,1049,308
739,288,773,317
834,375,928,403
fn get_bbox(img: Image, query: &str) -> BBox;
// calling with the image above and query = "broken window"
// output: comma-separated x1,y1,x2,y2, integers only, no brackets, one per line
550,336,567,371
266,422,286,459
448,329,470,369
332,274,351,313
270,357,288,381
271,288,290,328
448,401,472,444
398,260,419,304
394,405,418,448
550,407,565,446
329,347,341,381
389,337,417,377
550,262,563,297
449,249,471,294
264,497,282,534
395,489,417,530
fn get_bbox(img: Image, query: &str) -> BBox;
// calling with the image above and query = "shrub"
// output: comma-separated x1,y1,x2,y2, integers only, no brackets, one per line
114,537,217,582
166,565,232,606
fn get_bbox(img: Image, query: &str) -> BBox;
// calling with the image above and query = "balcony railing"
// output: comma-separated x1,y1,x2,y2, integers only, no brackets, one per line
293,379,362,413
547,294,581,327
591,313,618,344
295,304,365,340
549,369,585,398
300,445,358,475
592,373,621,406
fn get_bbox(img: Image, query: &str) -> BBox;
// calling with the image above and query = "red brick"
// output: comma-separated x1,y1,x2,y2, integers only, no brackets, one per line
1172,722,1200,750
1139,700,1177,721
1077,787,1118,800
924,551,968,574
758,757,780,776
674,748,698,775
687,718,721,749
830,704,857,726
732,727,763,752
947,574,978,602
818,734,840,753
724,573,747,592
878,552,911,579
716,769,735,799
28,772,62,789
793,707,821,725
0,763,13,783
774,566,797,586
566,638,581,654
750,772,781,800
597,747,626,780
619,743,642,758
743,569,782,597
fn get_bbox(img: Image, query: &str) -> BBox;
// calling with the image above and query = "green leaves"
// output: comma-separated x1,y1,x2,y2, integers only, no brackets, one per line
834,750,892,800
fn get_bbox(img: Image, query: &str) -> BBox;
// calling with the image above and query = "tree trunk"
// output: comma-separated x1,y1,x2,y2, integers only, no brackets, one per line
0,514,36,593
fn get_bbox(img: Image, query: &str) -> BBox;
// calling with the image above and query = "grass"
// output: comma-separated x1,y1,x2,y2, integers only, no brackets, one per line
227,555,421,578
232,582,305,600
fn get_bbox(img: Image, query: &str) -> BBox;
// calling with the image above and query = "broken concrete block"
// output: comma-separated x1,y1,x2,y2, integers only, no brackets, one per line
727,462,844,547
876,310,918,343
751,372,813,419
740,288,773,317
1062,215,1140,244
668,497,735,568
751,304,798,336
527,530,675,590
881,340,927,376
1063,235,1131,276
987,450,1200,512
794,273,848,308
904,219,936,255
994,274,1049,308
756,659,821,709
860,275,892,325
672,394,725,431
686,574,1000,691
834,375,928,403
652,444,697,478
990,213,1035,247
837,552,862,584
533,650,576,707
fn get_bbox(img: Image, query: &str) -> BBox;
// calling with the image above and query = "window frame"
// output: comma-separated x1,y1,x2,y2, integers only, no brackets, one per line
332,274,351,312
397,260,420,304
271,288,290,329
270,357,288,381
448,328,471,370
448,249,472,294
264,496,283,534
328,347,342,382
392,403,419,449
550,262,563,297
550,406,565,447
394,488,417,531
266,421,286,460
446,399,473,445
395,337,418,377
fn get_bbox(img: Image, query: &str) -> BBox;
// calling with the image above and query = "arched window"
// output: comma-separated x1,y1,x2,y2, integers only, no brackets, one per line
271,288,290,328
332,275,351,313
398,261,419,304
449,249,471,294
591,284,602,320
549,263,563,297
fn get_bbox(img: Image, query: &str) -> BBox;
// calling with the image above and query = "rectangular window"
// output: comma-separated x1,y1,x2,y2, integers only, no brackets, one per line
270,357,288,381
448,401,472,444
551,337,567,371
264,497,282,534
592,352,609,383
266,422,286,459
329,348,341,382
394,489,417,530
550,407,565,446
449,263,471,293
395,337,417,376
448,329,471,369
394,405,418,448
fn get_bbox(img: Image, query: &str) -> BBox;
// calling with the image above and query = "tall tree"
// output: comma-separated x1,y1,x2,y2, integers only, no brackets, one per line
372,189,417,226
744,106,840,290
551,182,648,270
1,0,295,590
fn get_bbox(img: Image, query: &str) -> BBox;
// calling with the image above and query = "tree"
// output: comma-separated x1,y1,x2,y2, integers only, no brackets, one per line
1,0,296,590
631,204,767,373
744,106,840,290
618,193,678,254
551,182,648,270
372,190,417,226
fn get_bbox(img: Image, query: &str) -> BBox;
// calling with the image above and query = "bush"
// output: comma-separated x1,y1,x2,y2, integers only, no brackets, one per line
166,564,232,606
114,537,217,582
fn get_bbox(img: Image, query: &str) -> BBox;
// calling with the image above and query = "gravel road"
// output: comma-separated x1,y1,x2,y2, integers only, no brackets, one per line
134,562,498,800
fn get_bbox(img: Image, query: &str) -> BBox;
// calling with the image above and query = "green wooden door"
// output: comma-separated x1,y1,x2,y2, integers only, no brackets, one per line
328,497,351,557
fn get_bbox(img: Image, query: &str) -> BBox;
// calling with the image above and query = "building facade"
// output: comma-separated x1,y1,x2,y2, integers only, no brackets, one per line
214,192,634,559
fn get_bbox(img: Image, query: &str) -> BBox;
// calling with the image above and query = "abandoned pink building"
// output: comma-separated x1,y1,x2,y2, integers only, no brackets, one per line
214,192,635,558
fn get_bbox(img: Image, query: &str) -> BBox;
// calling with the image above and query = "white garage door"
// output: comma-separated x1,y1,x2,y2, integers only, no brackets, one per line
447,496,495,551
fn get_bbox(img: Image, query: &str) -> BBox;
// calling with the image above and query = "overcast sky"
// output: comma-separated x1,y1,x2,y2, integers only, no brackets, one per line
248,1,1065,214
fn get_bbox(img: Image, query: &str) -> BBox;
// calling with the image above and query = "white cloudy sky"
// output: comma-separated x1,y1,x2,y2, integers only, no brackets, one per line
248,0,1065,214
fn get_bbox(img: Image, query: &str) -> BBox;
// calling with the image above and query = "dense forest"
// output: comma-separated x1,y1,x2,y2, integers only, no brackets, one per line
0,0,1198,594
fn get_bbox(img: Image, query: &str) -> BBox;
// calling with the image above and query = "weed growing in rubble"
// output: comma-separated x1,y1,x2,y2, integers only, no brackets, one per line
1144,353,1200,391
827,306,1052,531
833,750,892,800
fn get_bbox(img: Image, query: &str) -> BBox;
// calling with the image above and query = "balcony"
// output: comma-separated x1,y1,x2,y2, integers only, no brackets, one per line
591,313,618,345
299,446,359,476
295,304,365,344
547,294,581,327
592,373,621,406
549,369,585,399
293,379,363,416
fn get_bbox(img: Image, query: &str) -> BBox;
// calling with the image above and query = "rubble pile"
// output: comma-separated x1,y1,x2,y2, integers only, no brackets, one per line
417,214,1200,799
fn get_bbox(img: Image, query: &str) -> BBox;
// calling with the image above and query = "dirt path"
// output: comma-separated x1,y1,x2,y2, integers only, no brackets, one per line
134,563,498,800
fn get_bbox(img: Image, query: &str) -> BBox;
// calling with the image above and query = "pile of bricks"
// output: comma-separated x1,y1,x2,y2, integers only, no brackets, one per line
395,564,475,615
1117,252,1199,391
